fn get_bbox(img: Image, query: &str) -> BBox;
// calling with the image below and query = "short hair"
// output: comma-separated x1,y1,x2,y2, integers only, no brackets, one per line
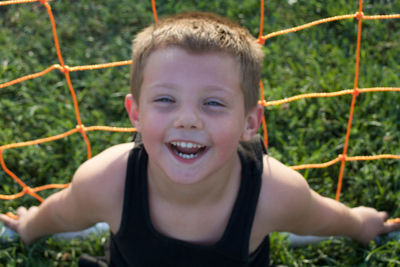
130,12,264,113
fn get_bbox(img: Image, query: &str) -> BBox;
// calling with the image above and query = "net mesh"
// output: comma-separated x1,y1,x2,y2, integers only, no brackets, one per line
0,0,399,221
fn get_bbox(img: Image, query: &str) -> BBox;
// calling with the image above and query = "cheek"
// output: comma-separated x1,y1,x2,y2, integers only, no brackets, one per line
140,109,167,128
140,120,166,156
138,113,166,144
211,121,244,150
212,115,246,136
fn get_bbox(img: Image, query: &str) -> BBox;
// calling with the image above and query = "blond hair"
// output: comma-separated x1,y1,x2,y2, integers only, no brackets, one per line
130,12,264,113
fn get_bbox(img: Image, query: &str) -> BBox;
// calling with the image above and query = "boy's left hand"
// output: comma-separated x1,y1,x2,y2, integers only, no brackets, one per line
351,206,400,245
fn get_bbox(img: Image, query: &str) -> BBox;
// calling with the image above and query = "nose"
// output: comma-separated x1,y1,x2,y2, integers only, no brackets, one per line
173,105,203,129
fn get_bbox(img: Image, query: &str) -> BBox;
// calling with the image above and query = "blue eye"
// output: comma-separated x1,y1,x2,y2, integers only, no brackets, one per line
154,97,174,103
205,100,225,107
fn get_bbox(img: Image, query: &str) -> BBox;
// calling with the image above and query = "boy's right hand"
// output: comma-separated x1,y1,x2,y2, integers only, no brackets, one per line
0,206,38,245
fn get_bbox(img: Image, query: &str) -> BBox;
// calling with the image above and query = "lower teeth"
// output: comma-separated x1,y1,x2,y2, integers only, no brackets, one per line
177,152,198,159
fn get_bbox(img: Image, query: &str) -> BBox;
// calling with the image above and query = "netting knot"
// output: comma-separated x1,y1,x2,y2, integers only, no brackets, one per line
39,0,48,5
353,88,360,97
338,154,347,162
257,37,266,45
60,65,69,74
76,124,86,133
356,11,364,20
23,186,33,195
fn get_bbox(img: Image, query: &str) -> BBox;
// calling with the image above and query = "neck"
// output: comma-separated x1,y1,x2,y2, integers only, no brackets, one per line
147,153,241,207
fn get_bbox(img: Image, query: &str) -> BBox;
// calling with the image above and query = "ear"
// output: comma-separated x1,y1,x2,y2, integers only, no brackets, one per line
125,94,141,131
241,104,264,141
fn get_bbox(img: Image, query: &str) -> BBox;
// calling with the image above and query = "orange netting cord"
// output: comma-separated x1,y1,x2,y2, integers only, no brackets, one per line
1,0,399,223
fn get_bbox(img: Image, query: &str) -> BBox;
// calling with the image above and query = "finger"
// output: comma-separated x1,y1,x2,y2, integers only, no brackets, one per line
379,211,389,222
0,214,8,223
0,213,18,231
382,220,400,234
16,207,27,216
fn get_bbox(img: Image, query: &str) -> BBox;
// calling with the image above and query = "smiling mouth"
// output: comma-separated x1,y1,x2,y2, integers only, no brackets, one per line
169,141,207,160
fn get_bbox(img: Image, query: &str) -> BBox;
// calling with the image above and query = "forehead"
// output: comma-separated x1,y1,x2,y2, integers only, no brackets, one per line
142,46,241,91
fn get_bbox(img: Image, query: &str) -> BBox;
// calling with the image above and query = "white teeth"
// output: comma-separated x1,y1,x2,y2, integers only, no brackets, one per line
177,152,199,159
171,141,204,149
169,141,206,160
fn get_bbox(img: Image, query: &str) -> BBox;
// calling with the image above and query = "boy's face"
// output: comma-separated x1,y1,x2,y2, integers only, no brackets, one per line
125,47,262,185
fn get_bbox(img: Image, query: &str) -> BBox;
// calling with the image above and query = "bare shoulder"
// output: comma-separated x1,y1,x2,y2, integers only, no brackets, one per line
67,142,134,230
74,142,134,183
254,155,312,233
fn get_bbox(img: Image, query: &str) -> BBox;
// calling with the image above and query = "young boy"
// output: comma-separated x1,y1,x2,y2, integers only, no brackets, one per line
0,12,399,266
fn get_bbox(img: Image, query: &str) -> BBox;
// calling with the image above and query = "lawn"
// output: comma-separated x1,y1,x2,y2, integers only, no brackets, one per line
1,0,400,266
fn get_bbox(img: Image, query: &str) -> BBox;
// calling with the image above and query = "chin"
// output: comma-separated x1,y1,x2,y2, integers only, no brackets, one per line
165,170,206,185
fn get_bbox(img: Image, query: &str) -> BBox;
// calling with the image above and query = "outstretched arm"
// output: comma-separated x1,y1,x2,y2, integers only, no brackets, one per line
297,190,399,245
260,156,400,245
0,143,130,245
0,185,92,245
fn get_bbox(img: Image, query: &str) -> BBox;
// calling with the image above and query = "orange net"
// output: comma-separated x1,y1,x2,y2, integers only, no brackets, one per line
0,0,399,208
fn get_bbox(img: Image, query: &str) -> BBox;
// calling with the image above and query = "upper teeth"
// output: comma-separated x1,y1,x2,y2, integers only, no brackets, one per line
171,141,204,149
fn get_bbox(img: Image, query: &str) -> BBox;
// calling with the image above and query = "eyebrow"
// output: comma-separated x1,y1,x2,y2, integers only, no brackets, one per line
203,86,237,96
146,82,236,95
145,82,177,90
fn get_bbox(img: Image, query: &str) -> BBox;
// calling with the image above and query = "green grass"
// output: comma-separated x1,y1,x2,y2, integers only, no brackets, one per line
1,0,399,265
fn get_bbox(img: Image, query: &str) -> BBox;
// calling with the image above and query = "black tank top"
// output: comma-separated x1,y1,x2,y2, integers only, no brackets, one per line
109,135,270,266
